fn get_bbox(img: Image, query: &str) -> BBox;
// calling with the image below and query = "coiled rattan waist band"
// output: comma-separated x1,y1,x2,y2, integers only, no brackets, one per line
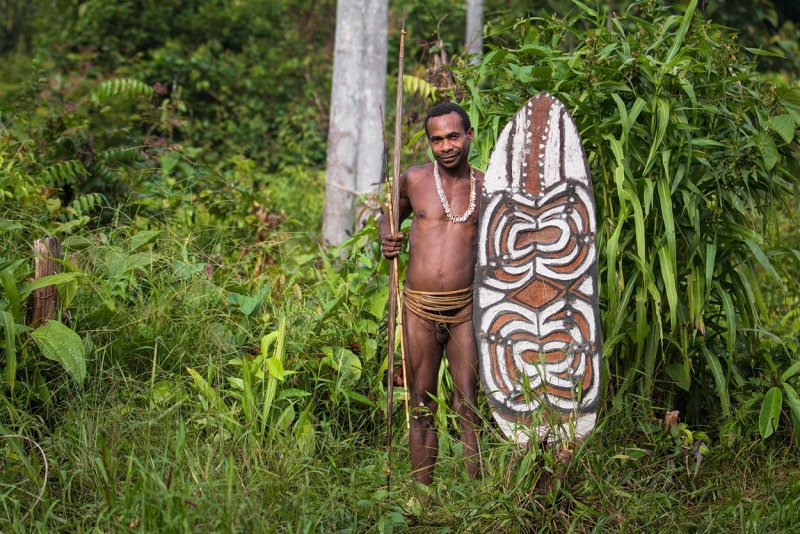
403,285,474,324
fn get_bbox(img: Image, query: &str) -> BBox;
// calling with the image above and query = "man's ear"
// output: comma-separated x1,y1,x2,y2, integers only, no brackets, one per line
468,127,475,141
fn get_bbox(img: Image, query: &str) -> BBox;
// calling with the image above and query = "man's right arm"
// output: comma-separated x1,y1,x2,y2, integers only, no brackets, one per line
378,172,412,259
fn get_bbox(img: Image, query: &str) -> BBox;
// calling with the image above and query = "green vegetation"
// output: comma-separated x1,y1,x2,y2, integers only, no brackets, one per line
2,0,800,532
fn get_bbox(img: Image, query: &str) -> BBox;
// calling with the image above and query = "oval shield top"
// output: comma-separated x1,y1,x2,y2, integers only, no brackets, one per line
474,92,602,444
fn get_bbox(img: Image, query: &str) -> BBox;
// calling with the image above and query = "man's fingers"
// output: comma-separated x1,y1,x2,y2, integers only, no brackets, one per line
380,231,404,259
383,233,403,242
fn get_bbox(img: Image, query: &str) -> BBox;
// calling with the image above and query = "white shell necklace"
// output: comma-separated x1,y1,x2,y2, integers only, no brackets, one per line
433,160,476,223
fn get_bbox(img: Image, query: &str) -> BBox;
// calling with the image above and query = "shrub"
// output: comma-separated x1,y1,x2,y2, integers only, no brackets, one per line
457,0,800,432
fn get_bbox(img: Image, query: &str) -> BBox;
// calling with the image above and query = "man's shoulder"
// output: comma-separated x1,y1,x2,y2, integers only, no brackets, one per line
403,162,433,188
405,162,433,179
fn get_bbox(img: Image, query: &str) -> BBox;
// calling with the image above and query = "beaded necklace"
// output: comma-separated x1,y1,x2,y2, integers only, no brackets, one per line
433,160,476,223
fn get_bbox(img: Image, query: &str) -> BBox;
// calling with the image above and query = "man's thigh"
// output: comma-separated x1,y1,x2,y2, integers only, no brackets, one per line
444,318,479,400
402,306,444,398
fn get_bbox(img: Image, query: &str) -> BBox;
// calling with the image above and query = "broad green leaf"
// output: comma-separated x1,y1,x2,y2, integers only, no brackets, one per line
129,230,162,251
702,347,731,416
20,273,81,300
713,282,737,355
30,320,86,385
644,98,670,174
657,245,678,328
758,133,778,171
293,407,316,455
704,241,716,303
768,114,796,144
0,264,22,317
240,354,255,422
264,356,285,380
52,216,90,235
336,348,362,386
759,387,782,439
186,366,219,407
621,187,645,263
61,277,79,309
0,221,24,231
365,286,389,319
657,175,676,277
404,130,427,153
665,363,690,391
605,212,626,326
1,311,17,389
781,361,800,383
783,384,800,425
261,317,286,437
260,329,280,357
571,0,597,17
277,388,311,400
346,390,375,407
612,93,629,137
744,240,780,284
743,47,785,58
666,0,697,63
628,97,646,126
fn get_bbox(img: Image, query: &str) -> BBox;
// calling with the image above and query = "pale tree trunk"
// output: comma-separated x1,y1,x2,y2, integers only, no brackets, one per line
323,0,388,246
466,0,483,64
355,0,388,229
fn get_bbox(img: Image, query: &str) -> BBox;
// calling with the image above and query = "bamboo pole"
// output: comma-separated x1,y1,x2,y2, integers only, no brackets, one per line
386,21,406,491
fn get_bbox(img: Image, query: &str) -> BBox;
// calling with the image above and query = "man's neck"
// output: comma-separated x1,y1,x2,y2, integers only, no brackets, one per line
436,160,471,181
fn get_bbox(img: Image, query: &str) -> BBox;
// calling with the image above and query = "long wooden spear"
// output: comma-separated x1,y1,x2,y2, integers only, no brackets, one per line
386,20,406,491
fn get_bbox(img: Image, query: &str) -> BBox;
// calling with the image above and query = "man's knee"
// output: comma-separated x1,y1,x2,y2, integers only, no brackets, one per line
410,400,435,422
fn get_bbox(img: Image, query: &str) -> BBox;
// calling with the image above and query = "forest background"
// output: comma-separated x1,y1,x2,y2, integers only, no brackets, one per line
2,0,800,531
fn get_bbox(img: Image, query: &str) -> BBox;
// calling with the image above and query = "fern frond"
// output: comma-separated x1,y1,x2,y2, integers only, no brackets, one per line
41,160,88,186
99,147,141,164
91,78,154,104
69,193,106,218
403,75,439,103
89,159,115,183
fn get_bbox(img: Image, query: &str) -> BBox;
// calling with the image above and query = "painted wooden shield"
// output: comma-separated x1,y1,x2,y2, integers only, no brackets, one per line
474,92,601,444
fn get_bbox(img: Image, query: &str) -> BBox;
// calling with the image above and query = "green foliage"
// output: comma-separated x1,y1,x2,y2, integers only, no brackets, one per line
2,0,800,530
29,320,86,385
456,0,800,432
90,77,154,103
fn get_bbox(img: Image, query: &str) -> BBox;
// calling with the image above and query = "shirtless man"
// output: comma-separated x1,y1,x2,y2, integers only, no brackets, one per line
379,102,484,488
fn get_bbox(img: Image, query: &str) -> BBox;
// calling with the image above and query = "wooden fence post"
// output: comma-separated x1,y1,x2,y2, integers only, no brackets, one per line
26,237,61,329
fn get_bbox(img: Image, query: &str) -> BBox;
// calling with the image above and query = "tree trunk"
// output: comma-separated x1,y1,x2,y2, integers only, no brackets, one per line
355,0,388,229
466,0,483,64
323,0,365,246
26,237,61,328
322,0,388,246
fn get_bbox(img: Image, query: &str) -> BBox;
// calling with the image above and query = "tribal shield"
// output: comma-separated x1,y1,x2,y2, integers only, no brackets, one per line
474,92,601,444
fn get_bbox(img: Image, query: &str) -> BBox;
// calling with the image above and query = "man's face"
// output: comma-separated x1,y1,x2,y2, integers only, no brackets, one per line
426,112,474,171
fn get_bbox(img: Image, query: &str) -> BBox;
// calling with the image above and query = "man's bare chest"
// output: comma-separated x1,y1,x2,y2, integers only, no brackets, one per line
408,180,479,224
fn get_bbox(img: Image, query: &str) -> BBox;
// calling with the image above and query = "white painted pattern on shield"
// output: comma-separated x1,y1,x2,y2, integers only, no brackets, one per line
542,103,562,189
483,122,511,193
562,108,589,185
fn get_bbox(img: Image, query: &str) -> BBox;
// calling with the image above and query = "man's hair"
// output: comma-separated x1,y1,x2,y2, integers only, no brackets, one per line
424,102,471,136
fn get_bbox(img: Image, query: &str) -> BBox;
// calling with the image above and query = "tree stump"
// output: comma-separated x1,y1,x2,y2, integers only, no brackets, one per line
26,237,61,329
